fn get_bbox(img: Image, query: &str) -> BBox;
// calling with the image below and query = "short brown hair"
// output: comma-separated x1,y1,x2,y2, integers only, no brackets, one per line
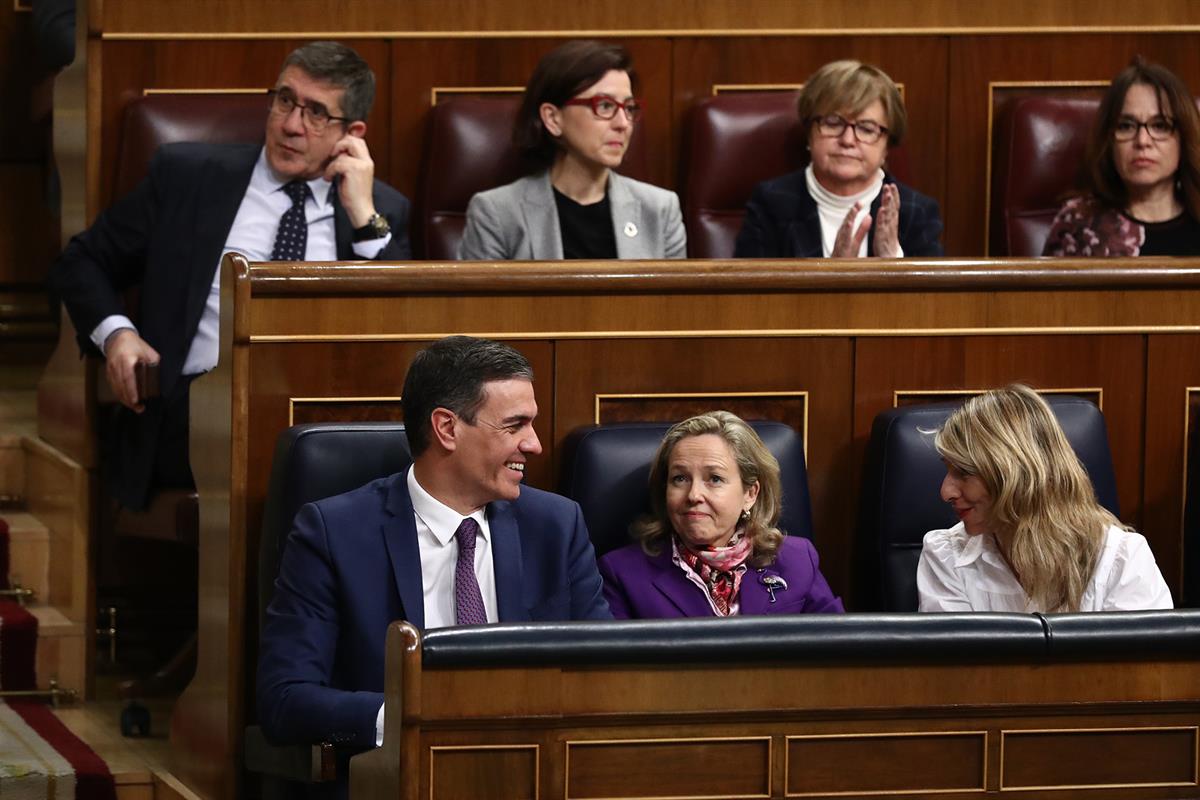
1082,56,1200,220
796,59,906,146
632,411,785,568
513,40,636,169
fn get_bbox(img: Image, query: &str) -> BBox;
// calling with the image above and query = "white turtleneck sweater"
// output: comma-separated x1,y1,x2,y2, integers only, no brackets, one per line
805,165,899,257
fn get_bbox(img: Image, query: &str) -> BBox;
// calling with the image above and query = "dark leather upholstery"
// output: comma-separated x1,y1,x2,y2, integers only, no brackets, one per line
681,91,913,259
248,423,410,786
988,94,1101,257
257,423,411,629
1040,610,1200,657
416,95,651,260
114,92,268,200
559,420,813,559
421,613,1049,666
420,608,1200,667
858,395,1120,612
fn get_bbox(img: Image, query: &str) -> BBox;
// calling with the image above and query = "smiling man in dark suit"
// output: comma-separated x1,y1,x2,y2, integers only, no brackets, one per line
256,336,610,794
49,41,411,510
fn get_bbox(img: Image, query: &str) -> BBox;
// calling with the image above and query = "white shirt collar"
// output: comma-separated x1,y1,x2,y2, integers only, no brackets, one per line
406,466,488,546
952,524,1013,575
254,147,335,212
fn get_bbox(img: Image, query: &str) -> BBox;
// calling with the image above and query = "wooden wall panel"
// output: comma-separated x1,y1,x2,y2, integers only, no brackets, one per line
1145,335,1200,603
853,334,1148,554
671,36,948,204
554,337,855,598
95,0,1200,36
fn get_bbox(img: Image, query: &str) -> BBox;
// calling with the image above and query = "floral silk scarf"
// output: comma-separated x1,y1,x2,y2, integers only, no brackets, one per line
675,532,753,616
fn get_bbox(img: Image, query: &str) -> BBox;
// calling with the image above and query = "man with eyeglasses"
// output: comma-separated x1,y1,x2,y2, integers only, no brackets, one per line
49,41,410,511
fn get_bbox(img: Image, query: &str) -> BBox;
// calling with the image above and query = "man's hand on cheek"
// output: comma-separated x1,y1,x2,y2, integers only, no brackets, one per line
325,134,376,227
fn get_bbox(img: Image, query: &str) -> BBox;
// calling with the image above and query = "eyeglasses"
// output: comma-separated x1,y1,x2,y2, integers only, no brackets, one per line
267,89,350,134
1114,116,1177,142
562,94,644,122
811,114,889,145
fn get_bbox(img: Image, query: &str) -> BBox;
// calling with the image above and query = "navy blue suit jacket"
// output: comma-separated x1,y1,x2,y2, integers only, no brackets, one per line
256,472,610,751
733,169,944,258
48,142,412,507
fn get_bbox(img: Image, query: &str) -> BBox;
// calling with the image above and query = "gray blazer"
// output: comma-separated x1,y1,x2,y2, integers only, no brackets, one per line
458,170,687,260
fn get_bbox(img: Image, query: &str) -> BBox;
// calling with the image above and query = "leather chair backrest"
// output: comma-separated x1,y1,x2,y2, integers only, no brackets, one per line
114,93,268,200
257,424,411,631
416,95,651,260
559,420,813,558
988,93,1102,257
681,91,913,259
857,395,1119,612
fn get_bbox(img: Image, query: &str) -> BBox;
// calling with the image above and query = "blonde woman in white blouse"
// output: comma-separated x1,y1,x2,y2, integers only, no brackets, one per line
917,385,1172,613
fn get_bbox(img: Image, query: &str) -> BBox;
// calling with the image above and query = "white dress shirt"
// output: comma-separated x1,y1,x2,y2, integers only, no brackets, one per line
917,521,1174,612
378,466,499,745
90,147,391,372
805,164,901,258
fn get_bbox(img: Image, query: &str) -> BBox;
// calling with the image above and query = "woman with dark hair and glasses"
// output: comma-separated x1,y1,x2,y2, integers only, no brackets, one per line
735,60,942,259
1043,58,1200,256
458,40,685,260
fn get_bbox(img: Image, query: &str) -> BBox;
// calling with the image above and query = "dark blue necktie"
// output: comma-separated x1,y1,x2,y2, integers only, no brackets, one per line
270,180,310,261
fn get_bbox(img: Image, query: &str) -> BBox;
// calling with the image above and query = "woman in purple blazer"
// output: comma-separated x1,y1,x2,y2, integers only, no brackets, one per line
598,411,843,618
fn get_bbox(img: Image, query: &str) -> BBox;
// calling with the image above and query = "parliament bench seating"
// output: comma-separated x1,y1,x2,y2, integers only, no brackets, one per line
350,609,1200,799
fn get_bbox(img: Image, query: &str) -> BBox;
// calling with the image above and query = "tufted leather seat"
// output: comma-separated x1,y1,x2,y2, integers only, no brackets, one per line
416,95,651,260
681,91,913,259
857,395,1120,612
559,420,813,559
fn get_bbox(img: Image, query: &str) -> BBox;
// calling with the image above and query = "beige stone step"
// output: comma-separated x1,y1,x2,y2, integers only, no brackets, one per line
29,604,87,694
4,509,50,601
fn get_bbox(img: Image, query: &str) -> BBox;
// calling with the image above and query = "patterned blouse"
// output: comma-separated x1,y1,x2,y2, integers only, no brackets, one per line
1042,196,1200,256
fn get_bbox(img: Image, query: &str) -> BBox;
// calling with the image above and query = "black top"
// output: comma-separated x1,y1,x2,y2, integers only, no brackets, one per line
554,188,617,259
1135,211,1200,256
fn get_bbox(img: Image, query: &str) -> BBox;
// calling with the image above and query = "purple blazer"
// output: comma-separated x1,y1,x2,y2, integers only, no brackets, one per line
598,536,844,619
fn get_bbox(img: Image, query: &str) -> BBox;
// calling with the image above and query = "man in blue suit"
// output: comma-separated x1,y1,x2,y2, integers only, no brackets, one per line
257,336,610,782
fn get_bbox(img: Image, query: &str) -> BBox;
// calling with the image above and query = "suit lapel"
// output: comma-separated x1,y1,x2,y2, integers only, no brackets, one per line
739,571,772,615
487,501,527,622
608,173,645,258
786,184,825,258
522,172,563,259
649,548,714,617
382,476,426,630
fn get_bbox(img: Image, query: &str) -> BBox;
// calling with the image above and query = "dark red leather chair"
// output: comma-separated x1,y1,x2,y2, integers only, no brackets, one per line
416,95,651,260
681,91,913,260
113,92,268,200
988,93,1103,257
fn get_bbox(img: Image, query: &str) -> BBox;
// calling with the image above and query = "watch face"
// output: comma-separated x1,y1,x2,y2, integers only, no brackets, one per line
355,214,390,241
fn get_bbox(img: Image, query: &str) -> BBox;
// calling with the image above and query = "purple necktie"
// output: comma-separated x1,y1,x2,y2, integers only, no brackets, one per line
454,518,488,625
270,180,310,261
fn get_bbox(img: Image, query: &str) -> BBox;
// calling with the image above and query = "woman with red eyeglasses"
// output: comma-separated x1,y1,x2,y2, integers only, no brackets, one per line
458,40,686,260
1042,58,1200,257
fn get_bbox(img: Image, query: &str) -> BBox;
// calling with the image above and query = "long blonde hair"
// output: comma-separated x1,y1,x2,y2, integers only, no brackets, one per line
632,411,785,568
934,385,1123,611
